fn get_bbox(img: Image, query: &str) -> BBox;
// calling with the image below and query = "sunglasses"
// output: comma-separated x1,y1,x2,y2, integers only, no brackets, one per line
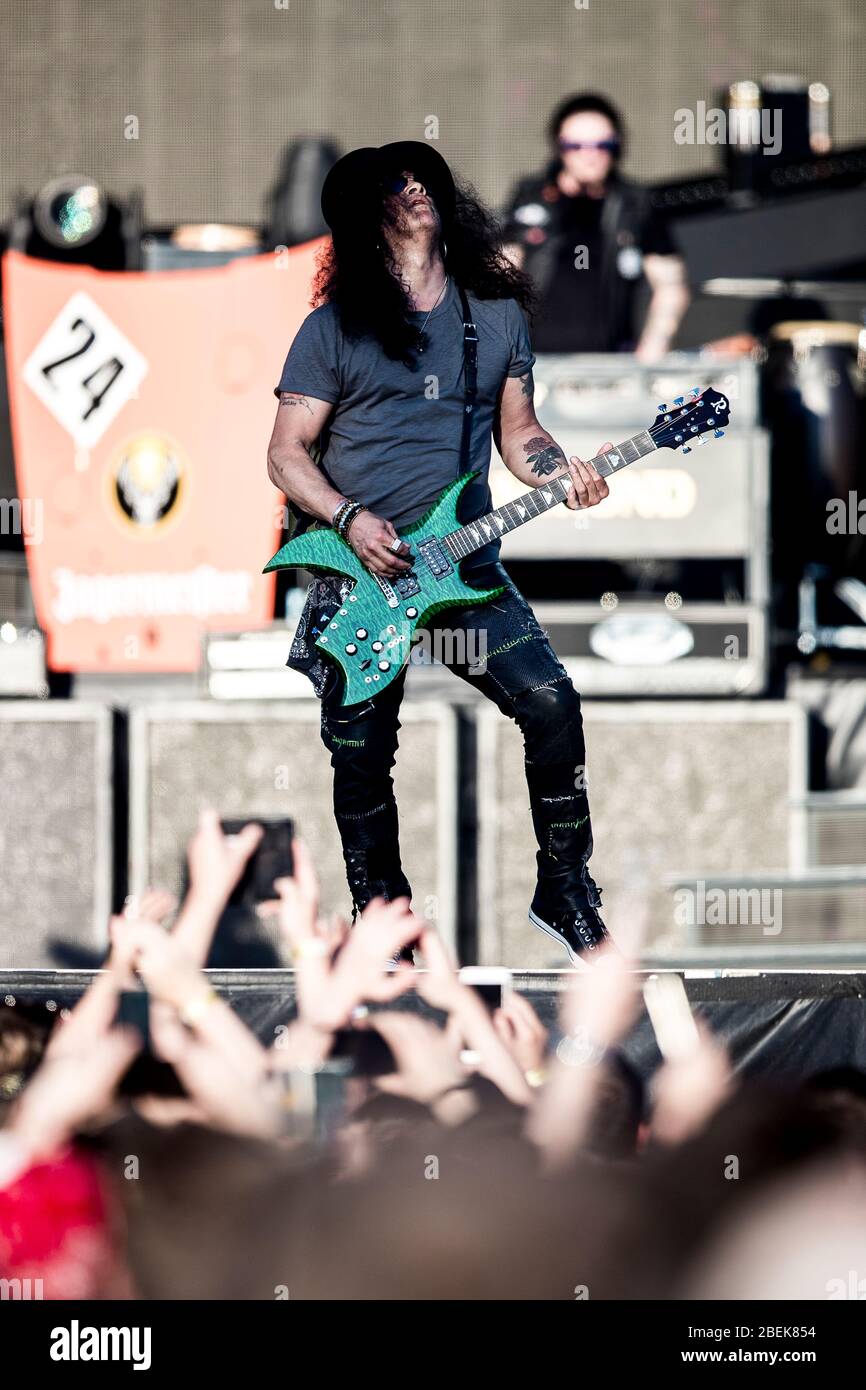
558,138,620,153
381,172,412,195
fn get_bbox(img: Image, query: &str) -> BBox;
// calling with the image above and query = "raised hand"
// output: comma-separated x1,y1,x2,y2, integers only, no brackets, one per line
649,1018,735,1146
184,806,264,909
172,807,265,966
492,991,549,1079
361,1011,468,1108
273,869,418,1033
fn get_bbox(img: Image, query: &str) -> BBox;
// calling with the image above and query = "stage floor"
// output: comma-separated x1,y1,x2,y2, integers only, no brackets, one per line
3,967,866,1087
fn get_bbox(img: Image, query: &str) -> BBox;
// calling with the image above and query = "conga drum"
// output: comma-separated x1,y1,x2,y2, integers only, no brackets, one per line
762,320,866,621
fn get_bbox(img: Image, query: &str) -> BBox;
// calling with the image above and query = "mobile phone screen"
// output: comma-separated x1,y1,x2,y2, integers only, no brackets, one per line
470,982,503,1012
220,817,295,905
329,1027,396,1077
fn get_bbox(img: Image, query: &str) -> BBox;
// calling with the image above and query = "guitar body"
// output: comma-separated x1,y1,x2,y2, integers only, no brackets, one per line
264,388,733,707
264,472,506,706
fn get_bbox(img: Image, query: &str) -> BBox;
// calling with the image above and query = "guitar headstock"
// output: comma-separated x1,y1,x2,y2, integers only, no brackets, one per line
650,386,732,455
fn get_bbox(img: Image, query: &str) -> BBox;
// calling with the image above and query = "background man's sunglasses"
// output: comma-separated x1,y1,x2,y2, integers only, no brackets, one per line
558,138,620,153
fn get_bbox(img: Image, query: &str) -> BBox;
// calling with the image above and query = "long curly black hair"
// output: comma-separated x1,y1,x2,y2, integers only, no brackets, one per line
312,177,536,367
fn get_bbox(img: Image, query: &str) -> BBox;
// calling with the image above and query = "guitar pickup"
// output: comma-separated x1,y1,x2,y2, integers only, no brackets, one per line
418,538,453,579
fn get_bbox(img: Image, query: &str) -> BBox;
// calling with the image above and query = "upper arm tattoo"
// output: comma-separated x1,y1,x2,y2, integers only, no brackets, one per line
279,392,313,414
519,371,534,401
524,434,565,477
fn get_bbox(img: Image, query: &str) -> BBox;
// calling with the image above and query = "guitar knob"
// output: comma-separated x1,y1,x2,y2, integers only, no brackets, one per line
714,429,725,438
371,641,383,652
355,628,368,640
406,607,418,618
345,643,357,655
378,661,390,672
682,445,692,454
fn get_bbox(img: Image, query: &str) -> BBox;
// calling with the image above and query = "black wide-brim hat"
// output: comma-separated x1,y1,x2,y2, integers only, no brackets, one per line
320,140,456,235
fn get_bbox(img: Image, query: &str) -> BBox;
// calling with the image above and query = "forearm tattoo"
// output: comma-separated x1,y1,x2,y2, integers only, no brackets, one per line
279,392,313,414
524,434,566,477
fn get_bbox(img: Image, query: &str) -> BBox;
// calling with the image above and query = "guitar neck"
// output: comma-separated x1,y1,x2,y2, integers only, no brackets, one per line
443,428,657,561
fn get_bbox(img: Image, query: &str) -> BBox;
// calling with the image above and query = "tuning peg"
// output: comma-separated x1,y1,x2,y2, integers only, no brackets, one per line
682,445,692,454
714,429,725,439
696,434,707,445
657,403,668,413
673,395,684,406
690,386,701,397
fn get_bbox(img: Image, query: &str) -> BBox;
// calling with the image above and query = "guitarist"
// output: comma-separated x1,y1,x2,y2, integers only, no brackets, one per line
267,141,615,966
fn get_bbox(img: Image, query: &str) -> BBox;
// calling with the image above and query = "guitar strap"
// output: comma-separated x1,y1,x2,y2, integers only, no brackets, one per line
457,284,478,474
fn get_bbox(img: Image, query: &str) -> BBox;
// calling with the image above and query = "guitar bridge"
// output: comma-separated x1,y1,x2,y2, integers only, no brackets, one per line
374,569,422,605
372,575,400,608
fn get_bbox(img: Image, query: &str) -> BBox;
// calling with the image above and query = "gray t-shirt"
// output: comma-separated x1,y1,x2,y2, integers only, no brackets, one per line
274,280,535,569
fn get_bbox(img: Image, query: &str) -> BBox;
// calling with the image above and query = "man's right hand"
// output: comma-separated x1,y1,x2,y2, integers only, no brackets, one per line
346,510,413,576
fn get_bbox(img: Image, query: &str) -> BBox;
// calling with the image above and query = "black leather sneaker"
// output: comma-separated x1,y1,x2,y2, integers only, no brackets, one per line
528,882,614,968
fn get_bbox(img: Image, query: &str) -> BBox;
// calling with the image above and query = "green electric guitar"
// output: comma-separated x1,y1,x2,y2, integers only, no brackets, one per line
264,386,732,705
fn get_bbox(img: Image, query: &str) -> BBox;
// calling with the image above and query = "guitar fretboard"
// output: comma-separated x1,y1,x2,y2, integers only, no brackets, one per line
443,429,656,560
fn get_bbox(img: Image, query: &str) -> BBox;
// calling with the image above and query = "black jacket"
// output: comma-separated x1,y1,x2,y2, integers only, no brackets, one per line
500,168,675,351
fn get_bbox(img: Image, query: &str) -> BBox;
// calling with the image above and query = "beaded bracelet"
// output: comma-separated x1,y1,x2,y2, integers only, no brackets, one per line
332,499,358,535
331,498,352,531
342,504,365,538
336,501,364,540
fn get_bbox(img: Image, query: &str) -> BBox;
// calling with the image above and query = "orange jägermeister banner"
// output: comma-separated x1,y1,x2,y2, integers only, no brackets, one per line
2,242,323,671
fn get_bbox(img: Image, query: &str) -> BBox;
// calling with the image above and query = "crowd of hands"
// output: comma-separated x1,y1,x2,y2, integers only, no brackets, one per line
2,808,737,1181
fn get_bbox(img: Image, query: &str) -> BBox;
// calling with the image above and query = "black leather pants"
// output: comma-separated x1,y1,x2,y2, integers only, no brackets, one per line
317,564,597,918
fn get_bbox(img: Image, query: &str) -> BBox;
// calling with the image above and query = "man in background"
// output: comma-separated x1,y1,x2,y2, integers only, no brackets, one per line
501,93,690,360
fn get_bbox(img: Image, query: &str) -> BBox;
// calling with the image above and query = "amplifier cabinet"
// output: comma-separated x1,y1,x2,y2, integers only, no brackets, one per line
528,352,760,430
534,600,767,696
490,424,769,585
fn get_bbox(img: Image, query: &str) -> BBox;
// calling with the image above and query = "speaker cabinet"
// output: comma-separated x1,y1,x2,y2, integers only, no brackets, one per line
476,700,808,967
791,792,866,869
664,869,866,963
0,702,113,967
129,700,458,959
